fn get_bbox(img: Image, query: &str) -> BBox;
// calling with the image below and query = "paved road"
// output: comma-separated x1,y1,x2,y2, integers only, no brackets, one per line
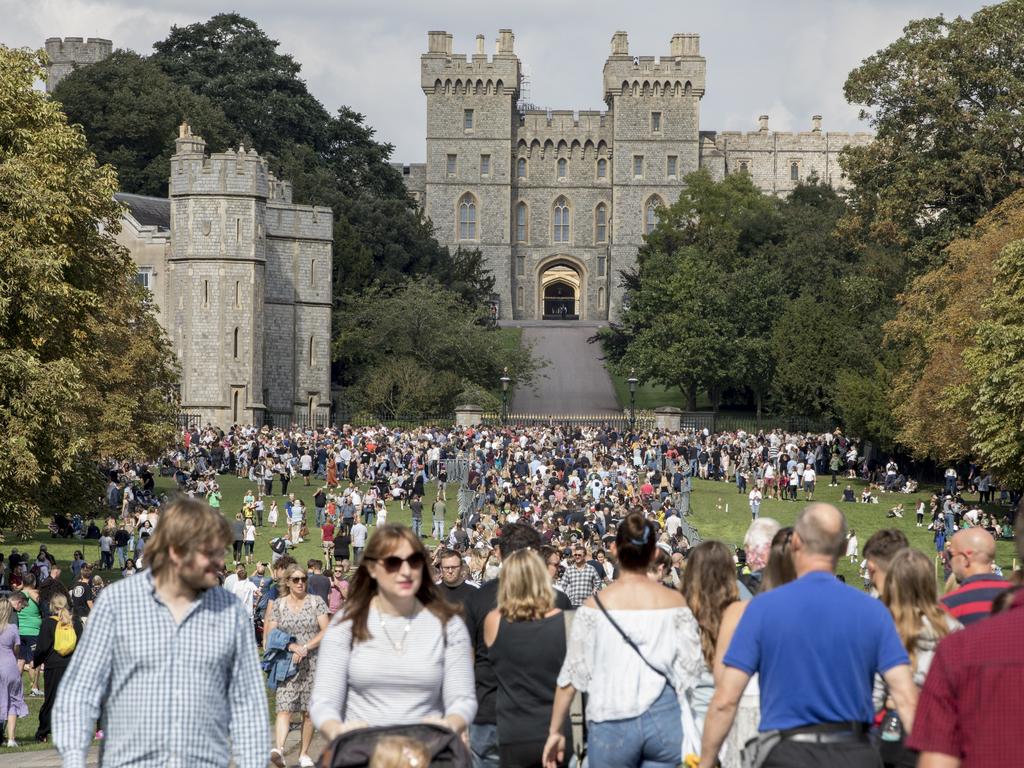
510,322,621,414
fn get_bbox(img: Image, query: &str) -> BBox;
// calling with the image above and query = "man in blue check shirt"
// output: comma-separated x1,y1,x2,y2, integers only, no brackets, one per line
54,497,270,768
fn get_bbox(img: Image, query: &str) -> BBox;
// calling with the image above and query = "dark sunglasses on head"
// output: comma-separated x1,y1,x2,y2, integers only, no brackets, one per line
369,552,425,573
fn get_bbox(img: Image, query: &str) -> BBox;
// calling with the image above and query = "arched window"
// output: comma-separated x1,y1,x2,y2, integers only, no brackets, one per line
790,161,799,181
645,197,664,235
516,285,524,309
553,197,570,243
517,157,527,179
233,327,240,359
232,390,240,423
596,158,607,179
557,158,567,179
308,336,315,367
595,204,607,243
515,202,528,243
234,280,240,308
458,193,477,240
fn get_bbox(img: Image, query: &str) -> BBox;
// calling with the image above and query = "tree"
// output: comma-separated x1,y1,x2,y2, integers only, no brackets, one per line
842,3,1024,266
52,51,235,197
0,46,179,531
965,239,1024,487
885,190,1024,461
333,278,536,414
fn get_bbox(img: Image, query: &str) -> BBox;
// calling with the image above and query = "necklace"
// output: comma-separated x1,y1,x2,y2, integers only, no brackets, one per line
376,599,416,653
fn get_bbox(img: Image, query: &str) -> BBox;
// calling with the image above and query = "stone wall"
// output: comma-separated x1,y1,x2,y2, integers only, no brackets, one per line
44,37,112,93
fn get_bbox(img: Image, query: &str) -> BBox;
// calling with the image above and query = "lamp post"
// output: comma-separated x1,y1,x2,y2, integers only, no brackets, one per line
500,368,511,426
627,370,638,432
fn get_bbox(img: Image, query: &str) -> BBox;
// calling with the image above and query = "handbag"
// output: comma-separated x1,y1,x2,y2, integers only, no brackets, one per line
317,723,471,768
593,593,701,758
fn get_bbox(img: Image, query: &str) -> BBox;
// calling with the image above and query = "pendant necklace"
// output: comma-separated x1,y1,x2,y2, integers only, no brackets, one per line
378,600,415,653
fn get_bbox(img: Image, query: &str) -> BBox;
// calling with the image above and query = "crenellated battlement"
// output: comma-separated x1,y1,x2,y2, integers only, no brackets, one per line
422,29,520,96
169,124,270,199
602,32,706,104
517,110,613,149
44,36,113,92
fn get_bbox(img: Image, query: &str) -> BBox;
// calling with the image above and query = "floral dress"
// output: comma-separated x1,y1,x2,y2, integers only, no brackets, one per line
271,595,327,712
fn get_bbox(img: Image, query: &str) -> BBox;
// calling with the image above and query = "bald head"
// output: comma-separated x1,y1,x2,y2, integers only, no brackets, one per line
794,503,848,561
950,528,997,580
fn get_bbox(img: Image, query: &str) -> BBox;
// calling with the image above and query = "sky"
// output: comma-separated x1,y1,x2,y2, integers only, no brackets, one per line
3,0,990,163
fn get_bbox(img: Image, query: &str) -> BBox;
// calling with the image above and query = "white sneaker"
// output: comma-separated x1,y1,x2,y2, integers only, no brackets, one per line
6,740,17,748
299,756,316,768
29,688,43,697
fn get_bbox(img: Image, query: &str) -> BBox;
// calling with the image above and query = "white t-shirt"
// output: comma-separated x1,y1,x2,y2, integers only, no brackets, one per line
748,489,762,505
232,579,257,616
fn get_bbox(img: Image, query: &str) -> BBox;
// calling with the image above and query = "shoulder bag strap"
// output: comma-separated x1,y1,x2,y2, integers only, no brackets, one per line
593,593,668,681
562,610,586,761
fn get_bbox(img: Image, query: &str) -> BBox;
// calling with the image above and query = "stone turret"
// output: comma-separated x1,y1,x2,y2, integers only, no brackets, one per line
44,36,112,92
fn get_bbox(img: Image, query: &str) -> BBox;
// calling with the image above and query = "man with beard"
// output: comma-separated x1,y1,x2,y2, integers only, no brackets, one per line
54,498,269,768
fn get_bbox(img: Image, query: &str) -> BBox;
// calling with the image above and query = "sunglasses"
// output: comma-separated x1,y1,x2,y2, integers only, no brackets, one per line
369,552,425,573
289,576,308,584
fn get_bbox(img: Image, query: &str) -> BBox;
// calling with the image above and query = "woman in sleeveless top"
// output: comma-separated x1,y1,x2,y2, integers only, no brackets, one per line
484,549,570,768
544,513,703,768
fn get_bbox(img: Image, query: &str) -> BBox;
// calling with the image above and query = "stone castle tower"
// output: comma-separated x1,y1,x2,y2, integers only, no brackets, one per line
399,29,872,322
44,37,112,92
166,124,333,427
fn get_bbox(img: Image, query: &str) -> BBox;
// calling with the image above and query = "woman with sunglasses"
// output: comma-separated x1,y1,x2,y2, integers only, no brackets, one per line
265,563,329,768
310,524,476,739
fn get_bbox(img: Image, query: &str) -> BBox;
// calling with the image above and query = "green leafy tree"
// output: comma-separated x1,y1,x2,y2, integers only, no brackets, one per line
333,278,536,414
965,239,1024,487
52,51,236,197
842,2,1024,266
0,46,179,531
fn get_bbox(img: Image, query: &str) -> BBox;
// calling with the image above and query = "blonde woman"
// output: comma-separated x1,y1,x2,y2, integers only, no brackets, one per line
264,563,329,767
874,549,961,768
484,549,569,768
33,593,82,743
0,598,27,747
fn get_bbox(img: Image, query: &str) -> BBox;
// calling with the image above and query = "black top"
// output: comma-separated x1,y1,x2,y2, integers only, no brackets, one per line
33,615,84,670
439,581,478,615
68,581,93,618
464,579,572,724
489,613,571,746
307,573,331,603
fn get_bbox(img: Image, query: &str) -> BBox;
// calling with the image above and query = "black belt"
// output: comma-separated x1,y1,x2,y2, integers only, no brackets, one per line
781,722,870,745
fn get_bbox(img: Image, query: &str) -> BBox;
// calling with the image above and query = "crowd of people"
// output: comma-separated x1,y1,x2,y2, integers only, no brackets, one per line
0,420,1017,767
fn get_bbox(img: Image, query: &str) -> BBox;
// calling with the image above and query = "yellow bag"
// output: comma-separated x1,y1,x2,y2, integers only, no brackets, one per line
53,619,76,656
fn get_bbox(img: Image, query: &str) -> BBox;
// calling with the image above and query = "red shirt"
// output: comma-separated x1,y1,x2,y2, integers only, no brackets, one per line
907,592,1024,766
321,522,335,542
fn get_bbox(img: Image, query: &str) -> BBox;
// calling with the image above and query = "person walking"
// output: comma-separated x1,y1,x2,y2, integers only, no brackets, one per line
544,513,704,768
873,549,960,768
485,549,570,768
243,516,257,566
431,494,447,542
697,503,919,768
310,524,477,738
33,593,83,743
0,598,28,747
557,545,601,608
940,528,1008,625
16,573,43,697
747,487,762,521
351,516,369,564
53,497,269,768
264,562,328,768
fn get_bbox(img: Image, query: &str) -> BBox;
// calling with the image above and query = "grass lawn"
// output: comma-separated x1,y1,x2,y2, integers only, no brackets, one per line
6,466,1016,750
609,373,692,411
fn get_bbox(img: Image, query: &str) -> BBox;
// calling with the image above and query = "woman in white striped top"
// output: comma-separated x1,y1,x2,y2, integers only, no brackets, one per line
310,524,477,740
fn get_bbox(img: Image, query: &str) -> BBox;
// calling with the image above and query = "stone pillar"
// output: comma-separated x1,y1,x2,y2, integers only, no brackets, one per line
455,404,484,428
654,406,682,432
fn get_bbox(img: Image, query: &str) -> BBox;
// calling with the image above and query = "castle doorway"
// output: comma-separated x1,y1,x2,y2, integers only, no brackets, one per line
540,262,582,320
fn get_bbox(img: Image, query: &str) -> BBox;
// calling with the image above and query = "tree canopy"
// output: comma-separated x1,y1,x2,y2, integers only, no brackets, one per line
0,46,179,530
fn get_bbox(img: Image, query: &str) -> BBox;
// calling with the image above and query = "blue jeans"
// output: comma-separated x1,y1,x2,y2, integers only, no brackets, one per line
469,722,499,768
412,517,423,537
432,519,445,540
587,684,682,768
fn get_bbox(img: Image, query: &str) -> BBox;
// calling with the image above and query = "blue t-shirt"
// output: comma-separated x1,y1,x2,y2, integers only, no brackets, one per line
724,571,908,730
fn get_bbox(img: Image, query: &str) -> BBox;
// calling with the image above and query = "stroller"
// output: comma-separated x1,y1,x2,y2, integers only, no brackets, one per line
317,724,471,768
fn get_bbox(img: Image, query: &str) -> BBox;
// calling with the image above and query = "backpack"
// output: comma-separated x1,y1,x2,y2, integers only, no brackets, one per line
270,537,288,555
318,723,470,768
53,619,77,656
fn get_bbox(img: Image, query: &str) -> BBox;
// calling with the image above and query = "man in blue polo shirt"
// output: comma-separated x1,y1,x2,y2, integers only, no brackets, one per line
698,503,919,768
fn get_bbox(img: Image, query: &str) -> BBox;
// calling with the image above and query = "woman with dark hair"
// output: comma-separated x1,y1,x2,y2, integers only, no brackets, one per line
543,512,703,768
710,527,797,768
681,541,739,731
310,524,476,738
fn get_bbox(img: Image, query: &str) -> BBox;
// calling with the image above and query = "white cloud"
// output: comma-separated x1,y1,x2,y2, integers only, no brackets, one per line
2,0,987,160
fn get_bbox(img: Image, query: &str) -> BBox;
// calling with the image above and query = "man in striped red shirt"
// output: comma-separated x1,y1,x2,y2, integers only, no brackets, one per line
940,528,1007,625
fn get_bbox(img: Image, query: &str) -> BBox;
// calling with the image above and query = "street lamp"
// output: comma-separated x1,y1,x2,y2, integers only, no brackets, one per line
500,367,511,426
627,370,638,432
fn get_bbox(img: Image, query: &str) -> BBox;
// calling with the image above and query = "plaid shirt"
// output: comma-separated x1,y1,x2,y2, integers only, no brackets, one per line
53,570,269,768
559,563,601,607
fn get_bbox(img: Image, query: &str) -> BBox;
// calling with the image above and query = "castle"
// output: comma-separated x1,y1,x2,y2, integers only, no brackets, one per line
44,37,112,92
115,126,333,429
396,30,872,321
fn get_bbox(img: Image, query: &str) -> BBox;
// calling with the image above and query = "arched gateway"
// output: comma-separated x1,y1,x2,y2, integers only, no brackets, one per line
538,257,585,320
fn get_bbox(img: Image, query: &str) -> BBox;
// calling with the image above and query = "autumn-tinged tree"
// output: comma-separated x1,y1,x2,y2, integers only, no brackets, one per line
965,239,1024,486
886,190,1024,461
0,46,178,531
